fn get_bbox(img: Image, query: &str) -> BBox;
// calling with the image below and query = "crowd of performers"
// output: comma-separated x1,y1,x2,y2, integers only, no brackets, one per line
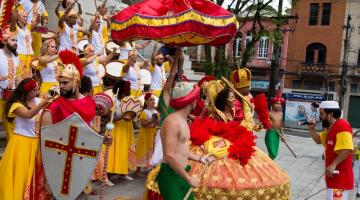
0,0,355,200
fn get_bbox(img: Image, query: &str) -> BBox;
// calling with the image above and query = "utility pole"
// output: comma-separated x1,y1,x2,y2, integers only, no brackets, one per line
268,0,283,105
339,15,351,109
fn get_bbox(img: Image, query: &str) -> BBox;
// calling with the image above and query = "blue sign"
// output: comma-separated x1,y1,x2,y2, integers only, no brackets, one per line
251,80,280,89
285,93,324,101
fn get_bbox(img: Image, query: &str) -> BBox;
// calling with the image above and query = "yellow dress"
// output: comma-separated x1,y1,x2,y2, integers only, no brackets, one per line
0,103,38,200
107,120,136,174
136,109,158,168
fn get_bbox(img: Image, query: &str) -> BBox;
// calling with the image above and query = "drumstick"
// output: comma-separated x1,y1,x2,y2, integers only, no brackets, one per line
99,88,120,200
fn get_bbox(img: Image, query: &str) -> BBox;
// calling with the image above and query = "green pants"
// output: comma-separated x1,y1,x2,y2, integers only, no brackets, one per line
157,163,194,200
265,128,280,160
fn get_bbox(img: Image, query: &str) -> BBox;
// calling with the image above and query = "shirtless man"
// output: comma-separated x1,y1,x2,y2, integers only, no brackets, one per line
265,92,285,160
157,82,213,200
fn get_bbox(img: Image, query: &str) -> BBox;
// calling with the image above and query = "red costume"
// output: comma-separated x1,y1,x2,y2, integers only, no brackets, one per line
325,119,354,190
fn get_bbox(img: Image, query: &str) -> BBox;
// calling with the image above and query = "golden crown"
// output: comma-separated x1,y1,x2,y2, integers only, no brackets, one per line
229,68,252,89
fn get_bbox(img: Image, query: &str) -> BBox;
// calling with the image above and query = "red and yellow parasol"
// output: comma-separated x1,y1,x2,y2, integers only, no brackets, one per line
111,0,238,46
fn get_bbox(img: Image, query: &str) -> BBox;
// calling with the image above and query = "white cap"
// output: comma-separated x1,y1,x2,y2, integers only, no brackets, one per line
319,101,340,109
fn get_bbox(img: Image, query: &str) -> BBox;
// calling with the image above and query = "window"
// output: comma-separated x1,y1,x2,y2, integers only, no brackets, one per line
292,80,301,89
304,80,322,90
246,32,252,48
321,3,331,25
351,83,358,93
357,49,360,66
309,3,319,25
233,33,242,58
305,43,327,64
257,37,269,59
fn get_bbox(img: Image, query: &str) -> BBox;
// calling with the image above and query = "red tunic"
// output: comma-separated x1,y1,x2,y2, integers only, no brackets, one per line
325,119,354,190
47,96,96,125
234,99,245,122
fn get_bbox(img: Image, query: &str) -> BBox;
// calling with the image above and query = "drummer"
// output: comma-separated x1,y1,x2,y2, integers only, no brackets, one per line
117,41,151,61
148,44,171,97
80,43,116,95
58,5,90,54
55,0,83,26
37,39,61,97
98,4,111,44
123,50,148,97
89,9,105,56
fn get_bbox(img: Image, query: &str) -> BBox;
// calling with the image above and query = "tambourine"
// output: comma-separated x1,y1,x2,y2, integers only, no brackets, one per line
138,94,159,107
78,39,90,53
2,89,14,100
120,96,142,121
105,61,125,79
97,64,106,78
94,93,113,117
41,31,57,41
105,41,120,54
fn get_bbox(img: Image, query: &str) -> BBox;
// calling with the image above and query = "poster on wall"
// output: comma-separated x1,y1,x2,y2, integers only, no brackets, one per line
284,93,324,130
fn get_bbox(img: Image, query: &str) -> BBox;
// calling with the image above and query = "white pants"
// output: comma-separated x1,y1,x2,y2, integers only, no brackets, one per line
150,129,163,166
326,189,349,200
354,159,360,193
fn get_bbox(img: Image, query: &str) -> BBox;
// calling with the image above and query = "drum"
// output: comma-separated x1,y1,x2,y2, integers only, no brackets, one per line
94,93,113,117
78,39,90,53
2,89,14,100
120,96,142,121
138,94,159,107
105,41,120,54
41,31,57,41
105,61,125,79
33,26,48,34
30,59,40,70
97,64,106,78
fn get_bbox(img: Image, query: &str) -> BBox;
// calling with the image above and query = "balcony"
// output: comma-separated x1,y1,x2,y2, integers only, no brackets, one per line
298,62,330,78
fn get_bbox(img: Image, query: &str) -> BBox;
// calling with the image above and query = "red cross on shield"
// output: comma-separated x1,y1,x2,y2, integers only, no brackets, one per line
40,113,103,200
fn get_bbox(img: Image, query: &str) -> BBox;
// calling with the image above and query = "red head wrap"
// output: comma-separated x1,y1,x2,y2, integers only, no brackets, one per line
144,92,152,101
271,90,285,106
23,79,37,93
170,84,200,109
197,75,216,87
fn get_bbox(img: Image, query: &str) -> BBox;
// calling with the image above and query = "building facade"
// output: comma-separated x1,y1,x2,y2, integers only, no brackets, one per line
284,0,346,102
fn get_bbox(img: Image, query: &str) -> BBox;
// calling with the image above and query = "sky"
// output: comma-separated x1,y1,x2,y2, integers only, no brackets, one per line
223,0,292,11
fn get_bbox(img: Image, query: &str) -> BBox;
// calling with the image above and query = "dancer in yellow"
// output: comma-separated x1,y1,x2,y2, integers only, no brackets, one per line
37,39,61,97
107,80,135,180
135,92,159,177
0,78,51,200
123,50,145,97
10,5,40,78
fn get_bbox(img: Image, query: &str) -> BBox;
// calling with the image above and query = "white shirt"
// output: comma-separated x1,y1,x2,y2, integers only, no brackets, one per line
124,65,143,90
16,25,33,55
40,61,58,83
19,0,47,23
140,69,152,85
13,98,41,137
150,64,166,90
91,30,105,56
0,50,20,98
83,59,101,87
142,108,159,122
59,23,79,53
118,42,133,60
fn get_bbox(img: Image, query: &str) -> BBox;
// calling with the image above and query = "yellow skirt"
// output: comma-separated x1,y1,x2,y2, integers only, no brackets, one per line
2,116,15,142
93,85,103,95
130,89,143,97
0,99,3,123
135,127,157,168
107,120,135,175
146,147,291,200
40,82,58,97
0,134,38,200
18,54,33,78
150,90,162,97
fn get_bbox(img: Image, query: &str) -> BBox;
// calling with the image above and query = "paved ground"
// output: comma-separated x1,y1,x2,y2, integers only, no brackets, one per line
76,129,359,200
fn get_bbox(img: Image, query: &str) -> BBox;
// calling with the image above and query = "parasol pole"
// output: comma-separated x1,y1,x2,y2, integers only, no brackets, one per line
99,88,120,200
183,162,211,200
278,130,297,158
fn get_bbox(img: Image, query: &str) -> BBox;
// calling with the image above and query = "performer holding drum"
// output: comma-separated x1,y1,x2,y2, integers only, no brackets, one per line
80,42,116,95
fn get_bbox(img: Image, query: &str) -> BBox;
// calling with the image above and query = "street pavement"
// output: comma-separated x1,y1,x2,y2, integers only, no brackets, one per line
77,130,358,200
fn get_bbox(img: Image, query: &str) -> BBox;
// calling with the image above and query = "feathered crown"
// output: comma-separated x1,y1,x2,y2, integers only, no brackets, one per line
229,68,252,89
58,50,83,80
271,90,285,106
